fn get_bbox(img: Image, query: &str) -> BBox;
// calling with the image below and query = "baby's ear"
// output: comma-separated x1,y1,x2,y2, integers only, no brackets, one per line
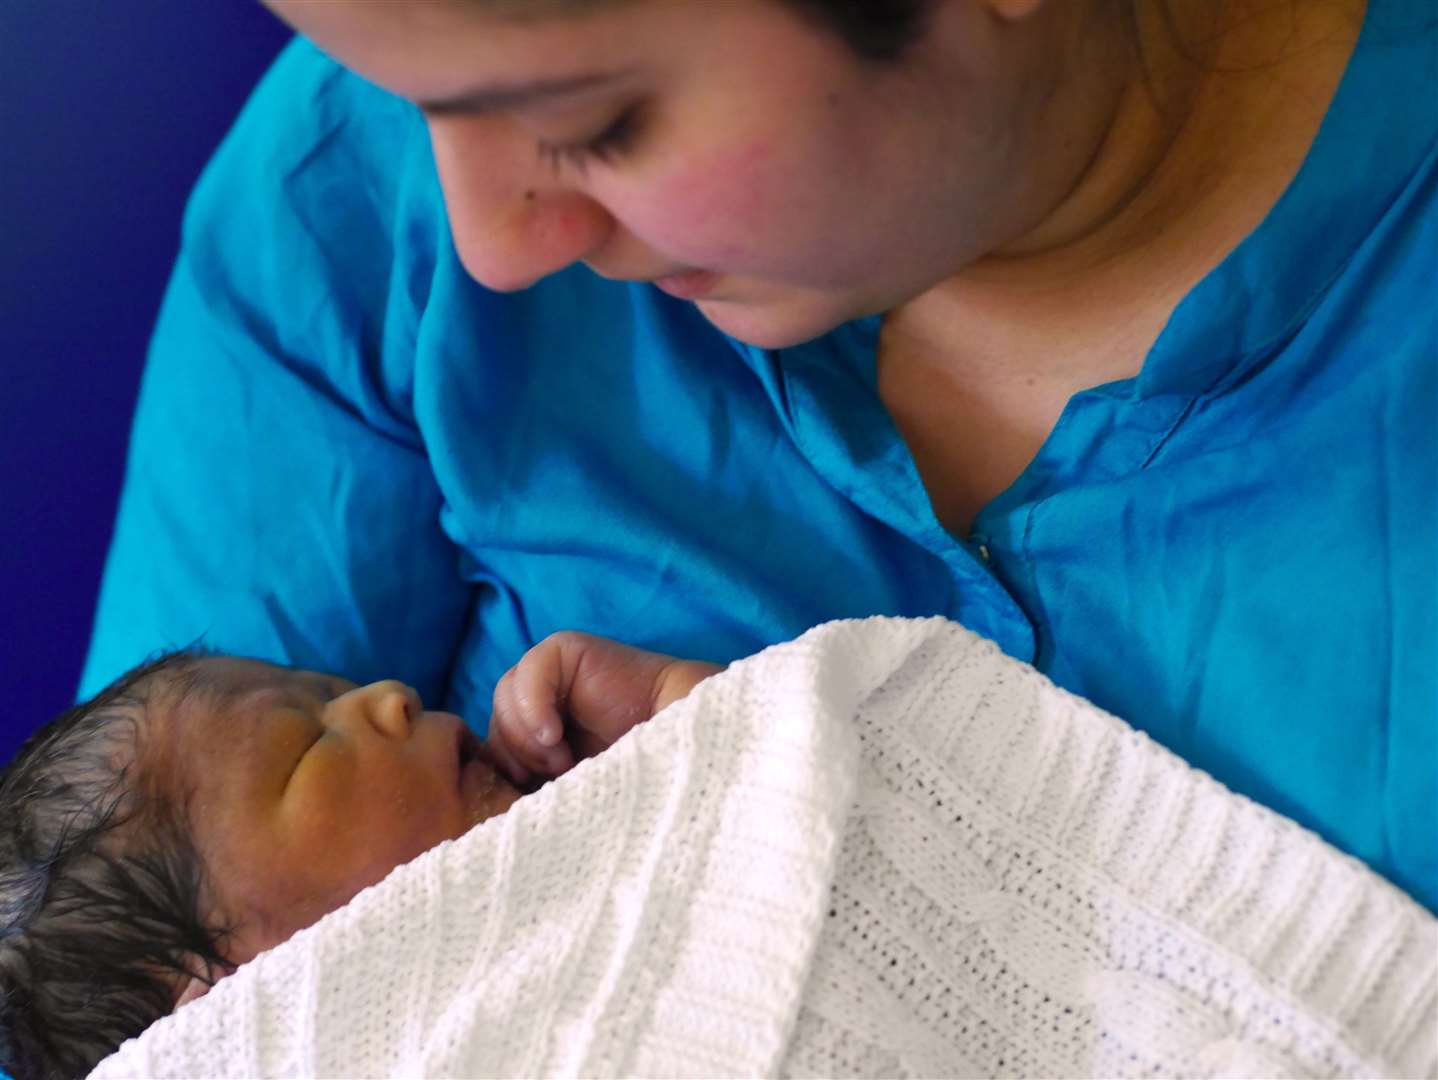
173,959,234,1010
173,973,214,1009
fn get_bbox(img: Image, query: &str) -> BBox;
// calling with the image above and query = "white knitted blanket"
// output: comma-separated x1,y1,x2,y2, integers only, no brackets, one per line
91,617,1436,1079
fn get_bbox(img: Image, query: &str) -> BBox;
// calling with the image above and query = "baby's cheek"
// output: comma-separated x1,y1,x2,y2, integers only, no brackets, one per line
373,784,470,869
291,826,425,922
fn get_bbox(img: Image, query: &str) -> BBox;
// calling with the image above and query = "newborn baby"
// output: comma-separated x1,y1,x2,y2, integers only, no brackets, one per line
0,633,719,1080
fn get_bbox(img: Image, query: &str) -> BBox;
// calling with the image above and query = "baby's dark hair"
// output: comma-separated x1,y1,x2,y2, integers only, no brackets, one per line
0,651,232,1080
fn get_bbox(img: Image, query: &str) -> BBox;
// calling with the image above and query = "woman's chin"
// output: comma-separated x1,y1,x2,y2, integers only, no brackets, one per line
692,290,862,350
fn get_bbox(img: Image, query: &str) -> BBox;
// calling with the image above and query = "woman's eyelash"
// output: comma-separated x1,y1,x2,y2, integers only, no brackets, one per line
537,107,639,175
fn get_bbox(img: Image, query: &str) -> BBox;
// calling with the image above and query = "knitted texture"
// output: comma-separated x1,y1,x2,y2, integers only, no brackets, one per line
90,618,1436,1079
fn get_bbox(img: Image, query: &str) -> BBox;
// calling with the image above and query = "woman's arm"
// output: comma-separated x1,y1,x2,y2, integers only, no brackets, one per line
80,41,472,704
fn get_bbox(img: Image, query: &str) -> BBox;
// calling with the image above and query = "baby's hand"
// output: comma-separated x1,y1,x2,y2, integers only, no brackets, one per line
487,631,722,787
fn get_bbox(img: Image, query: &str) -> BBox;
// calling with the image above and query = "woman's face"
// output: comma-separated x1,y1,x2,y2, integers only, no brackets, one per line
265,0,1064,347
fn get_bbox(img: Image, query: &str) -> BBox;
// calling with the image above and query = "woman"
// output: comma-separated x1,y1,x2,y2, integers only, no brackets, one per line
83,0,1435,910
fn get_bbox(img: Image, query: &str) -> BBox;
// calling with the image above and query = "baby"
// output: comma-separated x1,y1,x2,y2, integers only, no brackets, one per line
0,632,719,1080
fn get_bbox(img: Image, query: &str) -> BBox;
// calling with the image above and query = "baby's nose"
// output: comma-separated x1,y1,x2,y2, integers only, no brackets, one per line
358,680,422,740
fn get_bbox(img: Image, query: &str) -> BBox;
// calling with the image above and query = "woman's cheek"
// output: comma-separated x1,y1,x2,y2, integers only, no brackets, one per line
622,137,793,266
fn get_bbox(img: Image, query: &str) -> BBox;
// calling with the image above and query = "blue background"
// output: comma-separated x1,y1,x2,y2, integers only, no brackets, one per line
0,3,290,764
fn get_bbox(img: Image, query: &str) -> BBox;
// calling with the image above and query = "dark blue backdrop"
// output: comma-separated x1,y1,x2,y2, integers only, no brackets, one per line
1,4,291,763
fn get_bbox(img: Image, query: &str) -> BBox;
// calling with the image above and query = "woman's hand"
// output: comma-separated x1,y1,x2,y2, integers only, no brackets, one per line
487,631,723,788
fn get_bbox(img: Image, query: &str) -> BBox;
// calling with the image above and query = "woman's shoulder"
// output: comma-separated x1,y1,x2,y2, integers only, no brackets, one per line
197,38,427,202
169,38,454,384
181,38,442,289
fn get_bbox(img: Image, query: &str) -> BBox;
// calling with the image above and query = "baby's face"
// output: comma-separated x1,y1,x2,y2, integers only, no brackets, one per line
159,658,520,967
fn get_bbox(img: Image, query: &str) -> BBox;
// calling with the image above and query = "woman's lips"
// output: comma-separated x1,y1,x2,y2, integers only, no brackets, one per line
652,269,720,300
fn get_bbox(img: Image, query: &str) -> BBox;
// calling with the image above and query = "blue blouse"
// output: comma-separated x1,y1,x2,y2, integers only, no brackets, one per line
83,1,1436,911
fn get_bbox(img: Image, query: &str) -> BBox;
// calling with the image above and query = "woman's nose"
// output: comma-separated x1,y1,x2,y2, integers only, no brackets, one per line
428,117,615,292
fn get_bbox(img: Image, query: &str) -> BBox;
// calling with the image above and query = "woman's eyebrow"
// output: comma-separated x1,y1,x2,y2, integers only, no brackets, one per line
417,69,633,115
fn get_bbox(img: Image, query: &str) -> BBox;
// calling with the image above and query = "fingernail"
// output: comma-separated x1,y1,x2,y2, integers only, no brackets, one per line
536,724,559,747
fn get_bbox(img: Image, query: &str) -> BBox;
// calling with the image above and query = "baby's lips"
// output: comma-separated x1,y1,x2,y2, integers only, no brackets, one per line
470,735,503,771
468,730,526,782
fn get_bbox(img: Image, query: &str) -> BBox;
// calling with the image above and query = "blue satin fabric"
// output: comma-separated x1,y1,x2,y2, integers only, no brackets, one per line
84,2,1436,910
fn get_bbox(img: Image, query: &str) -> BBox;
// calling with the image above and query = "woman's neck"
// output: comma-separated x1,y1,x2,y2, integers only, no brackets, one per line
892,0,1366,380
1008,0,1361,274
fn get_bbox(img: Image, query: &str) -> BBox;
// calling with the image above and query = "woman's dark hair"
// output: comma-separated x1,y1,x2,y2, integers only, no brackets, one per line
780,0,934,60
490,0,935,61
0,652,231,1080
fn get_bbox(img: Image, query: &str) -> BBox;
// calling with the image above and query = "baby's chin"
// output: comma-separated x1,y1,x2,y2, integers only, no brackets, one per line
459,740,522,830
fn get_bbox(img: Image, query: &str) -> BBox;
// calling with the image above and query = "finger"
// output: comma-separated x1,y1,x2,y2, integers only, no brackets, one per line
492,666,570,778
506,642,585,775
489,671,541,784
484,730,534,792
538,737,575,778
509,647,568,750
